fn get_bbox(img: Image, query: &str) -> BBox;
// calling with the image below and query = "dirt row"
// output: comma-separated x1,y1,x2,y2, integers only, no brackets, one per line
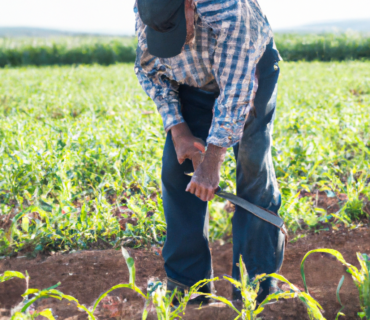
1,227,370,320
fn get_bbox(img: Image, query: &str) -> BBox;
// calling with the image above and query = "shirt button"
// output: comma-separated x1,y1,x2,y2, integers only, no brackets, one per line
274,64,279,71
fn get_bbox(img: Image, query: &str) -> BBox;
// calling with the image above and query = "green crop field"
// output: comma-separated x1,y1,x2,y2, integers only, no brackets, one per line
1,33,370,67
0,61,369,258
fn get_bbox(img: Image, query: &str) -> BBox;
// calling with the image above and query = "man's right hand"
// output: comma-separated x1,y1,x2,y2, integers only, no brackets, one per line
171,122,206,170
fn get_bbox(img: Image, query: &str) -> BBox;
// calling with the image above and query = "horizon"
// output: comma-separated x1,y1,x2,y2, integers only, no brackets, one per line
1,0,370,36
1,17,370,36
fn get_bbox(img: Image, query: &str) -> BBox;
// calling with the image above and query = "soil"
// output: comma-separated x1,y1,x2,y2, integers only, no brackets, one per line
1,227,370,320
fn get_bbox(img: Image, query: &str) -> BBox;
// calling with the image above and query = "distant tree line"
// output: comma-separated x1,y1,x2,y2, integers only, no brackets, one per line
0,33,369,67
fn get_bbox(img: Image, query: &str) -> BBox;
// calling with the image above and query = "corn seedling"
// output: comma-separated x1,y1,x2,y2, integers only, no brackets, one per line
1,270,93,319
93,247,215,320
301,249,370,319
144,277,218,320
1,250,217,320
197,255,325,320
335,276,346,320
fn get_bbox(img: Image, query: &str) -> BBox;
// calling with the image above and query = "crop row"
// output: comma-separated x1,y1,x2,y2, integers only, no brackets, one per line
2,247,369,319
0,32,370,67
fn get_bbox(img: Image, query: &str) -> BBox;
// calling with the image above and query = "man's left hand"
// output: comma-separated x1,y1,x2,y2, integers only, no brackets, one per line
186,144,227,202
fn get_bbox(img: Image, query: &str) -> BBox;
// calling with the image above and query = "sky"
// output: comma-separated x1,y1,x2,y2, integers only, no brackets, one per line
1,0,370,35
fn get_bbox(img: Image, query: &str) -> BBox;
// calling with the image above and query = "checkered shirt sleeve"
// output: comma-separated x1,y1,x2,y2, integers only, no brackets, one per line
195,0,272,147
134,6,184,132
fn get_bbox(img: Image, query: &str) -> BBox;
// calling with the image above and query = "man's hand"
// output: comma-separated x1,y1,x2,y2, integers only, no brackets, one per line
171,123,206,169
186,144,227,202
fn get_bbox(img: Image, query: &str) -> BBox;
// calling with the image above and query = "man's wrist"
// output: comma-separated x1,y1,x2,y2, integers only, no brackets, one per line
197,143,226,172
204,144,227,160
170,122,193,140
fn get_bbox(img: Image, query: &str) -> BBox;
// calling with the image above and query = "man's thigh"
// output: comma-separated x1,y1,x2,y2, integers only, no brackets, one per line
233,42,281,208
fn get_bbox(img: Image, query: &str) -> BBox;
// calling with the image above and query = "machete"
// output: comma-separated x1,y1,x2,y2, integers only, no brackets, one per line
215,187,287,237
185,172,287,238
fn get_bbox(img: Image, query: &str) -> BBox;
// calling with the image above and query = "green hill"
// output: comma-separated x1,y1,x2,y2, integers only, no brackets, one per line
0,27,119,37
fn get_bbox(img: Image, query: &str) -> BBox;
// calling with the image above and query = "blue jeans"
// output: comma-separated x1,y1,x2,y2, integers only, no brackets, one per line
161,41,285,292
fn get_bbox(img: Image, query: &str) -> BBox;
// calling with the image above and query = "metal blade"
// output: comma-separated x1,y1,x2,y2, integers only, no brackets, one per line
216,189,285,229
183,172,285,231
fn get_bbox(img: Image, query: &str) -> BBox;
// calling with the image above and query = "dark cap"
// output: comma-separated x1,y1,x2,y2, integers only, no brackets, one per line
137,0,186,58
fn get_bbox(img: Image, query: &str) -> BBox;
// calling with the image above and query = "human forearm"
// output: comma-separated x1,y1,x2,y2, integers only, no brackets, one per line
186,143,227,202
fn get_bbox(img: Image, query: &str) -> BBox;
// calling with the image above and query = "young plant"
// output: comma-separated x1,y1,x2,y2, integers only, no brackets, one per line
335,276,346,320
301,249,370,319
197,255,325,320
93,247,214,320
0,270,93,319
145,278,218,320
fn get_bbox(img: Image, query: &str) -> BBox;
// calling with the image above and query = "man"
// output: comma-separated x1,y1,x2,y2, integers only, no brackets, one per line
134,0,285,303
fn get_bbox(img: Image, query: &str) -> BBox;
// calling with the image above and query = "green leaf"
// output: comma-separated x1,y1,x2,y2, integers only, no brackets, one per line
22,288,40,297
301,249,360,293
0,271,25,282
21,216,29,233
336,276,345,309
258,291,296,309
335,312,345,320
268,273,299,292
93,284,145,312
223,276,242,290
197,293,241,315
38,309,56,320
358,311,366,319
10,312,29,320
142,308,148,320
121,247,136,285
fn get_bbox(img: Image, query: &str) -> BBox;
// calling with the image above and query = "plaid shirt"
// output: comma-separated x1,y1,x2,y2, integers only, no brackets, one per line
134,0,276,148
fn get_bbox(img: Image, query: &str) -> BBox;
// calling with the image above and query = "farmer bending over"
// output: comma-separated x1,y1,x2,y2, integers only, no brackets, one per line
134,0,285,303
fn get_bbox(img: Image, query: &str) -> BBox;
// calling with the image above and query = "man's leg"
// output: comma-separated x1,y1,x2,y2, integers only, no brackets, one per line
232,41,285,301
161,85,216,289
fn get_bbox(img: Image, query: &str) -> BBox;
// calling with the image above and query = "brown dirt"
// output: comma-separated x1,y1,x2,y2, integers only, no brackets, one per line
1,227,370,320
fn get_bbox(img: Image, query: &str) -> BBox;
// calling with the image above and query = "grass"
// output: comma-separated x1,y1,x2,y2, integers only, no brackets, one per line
0,61,369,256
0,33,370,67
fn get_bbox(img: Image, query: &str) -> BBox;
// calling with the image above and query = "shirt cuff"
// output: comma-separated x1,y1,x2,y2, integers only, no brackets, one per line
206,119,245,148
159,103,185,133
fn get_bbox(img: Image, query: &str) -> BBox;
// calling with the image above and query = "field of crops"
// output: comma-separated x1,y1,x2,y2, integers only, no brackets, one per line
0,60,369,258
0,59,370,319
1,32,370,67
